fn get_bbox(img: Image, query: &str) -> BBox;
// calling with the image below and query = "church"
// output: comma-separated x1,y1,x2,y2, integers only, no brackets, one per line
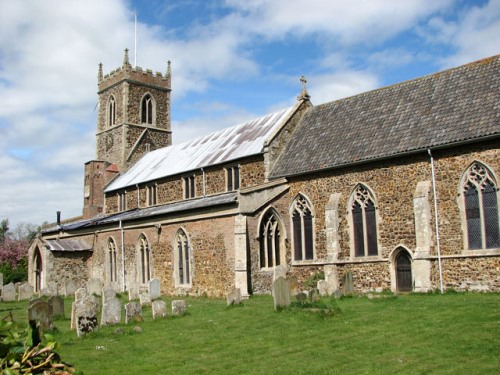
28,51,500,297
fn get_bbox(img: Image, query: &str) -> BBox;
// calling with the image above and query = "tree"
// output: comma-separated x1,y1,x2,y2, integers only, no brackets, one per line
0,218,8,243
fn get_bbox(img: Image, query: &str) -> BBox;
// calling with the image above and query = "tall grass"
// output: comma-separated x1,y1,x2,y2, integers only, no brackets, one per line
1,293,498,374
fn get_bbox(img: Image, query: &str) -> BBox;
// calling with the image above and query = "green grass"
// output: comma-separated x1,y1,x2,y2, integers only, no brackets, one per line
1,293,499,374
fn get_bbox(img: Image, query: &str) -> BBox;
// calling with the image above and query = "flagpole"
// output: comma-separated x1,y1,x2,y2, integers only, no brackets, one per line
134,13,137,67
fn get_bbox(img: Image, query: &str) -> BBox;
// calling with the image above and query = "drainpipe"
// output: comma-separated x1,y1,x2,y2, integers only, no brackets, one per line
428,149,444,294
120,220,126,292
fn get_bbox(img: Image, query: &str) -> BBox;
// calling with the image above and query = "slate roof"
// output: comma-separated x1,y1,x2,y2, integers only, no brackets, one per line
105,107,294,192
270,55,500,178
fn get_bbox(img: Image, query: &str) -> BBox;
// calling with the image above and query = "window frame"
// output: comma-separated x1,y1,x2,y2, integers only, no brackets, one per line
141,93,155,125
290,194,315,262
118,191,127,211
107,95,116,127
259,208,285,269
174,229,192,287
137,234,152,285
183,174,196,199
107,238,118,283
147,184,157,207
226,165,240,191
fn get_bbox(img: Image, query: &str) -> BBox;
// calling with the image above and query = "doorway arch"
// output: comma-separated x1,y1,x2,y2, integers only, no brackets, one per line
395,249,412,292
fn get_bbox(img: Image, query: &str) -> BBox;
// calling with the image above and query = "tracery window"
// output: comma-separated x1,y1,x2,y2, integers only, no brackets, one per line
138,235,151,284
175,229,191,285
462,162,499,249
291,194,314,261
108,96,116,127
108,238,118,283
141,94,153,124
350,184,378,257
259,210,283,268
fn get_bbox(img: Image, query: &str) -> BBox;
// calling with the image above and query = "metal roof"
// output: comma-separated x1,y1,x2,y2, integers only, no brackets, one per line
45,239,92,252
105,107,294,192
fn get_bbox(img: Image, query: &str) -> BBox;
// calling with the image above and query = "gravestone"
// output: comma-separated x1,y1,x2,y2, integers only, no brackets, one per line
75,296,99,337
18,283,34,301
152,300,167,319
139,293,151,306
333,289,342,299
226,288,242,306
317,280,329,297
287,276,299,297
0,272,3,288
71,289,97,330
342,271,354,296
308,288,320,302
273,265,287,281
101,298,122,326
148,279,161,300
28,300,53,331
2,282,16,302
273,277,290,310
125,302,142,324
64,280,77,297
171,300,187,316
87,278,102,296
102,288,116,304
75,287,88,301
295,291,307,302
48,296,65,319
128,283,140,301
29,297,43,307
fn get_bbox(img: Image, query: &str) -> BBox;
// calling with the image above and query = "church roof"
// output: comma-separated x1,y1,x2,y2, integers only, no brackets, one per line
270,55,500,178
105,107,295,192
44,239,92,252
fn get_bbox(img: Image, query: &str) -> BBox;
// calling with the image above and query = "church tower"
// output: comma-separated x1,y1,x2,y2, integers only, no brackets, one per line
96,48,172,171
83,50,172,219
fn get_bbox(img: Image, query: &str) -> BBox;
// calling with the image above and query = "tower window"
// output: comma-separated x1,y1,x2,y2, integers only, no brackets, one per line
108,96,116,127
141,94,153,124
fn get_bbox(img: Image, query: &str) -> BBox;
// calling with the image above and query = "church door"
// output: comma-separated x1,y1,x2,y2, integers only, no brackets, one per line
396,250,412,292
33,248,43,292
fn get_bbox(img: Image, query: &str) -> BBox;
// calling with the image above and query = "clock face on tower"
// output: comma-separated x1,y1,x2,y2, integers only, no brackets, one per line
105,133,114,151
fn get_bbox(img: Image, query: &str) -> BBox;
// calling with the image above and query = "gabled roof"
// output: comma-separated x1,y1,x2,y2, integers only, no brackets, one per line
105,107,295,192
270,55,500,178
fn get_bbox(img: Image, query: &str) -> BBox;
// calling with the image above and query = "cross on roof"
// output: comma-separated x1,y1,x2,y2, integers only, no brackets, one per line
297,75,311,101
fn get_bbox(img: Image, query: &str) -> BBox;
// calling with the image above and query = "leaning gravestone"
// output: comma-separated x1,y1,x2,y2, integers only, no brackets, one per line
64,280,77,297
295,291,307,302
48,295,65,319
226,288,242,306
125,302,142,324
172,300,187,316
273,277,290,310
139,293,152,306
102,288,116,304
152,300,167,319
148,279,161,301
128,283,140,301
2,282,16,302
18,283,34,301
28,300,53,331
101,297,122,326
342,271,354,296
75,296,99,337
87,278,102,296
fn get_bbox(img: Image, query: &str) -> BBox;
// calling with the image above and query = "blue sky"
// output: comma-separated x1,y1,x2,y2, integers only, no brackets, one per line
0,0,498,230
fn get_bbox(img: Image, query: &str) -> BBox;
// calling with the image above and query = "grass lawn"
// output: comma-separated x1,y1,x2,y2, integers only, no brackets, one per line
1,292,499,374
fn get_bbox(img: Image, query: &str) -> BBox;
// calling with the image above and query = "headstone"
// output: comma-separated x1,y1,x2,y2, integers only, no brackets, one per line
71,289,97,330
226,288,242,306
28,300,53,331
0,272,3,291
18,283,34,301
2,282,16,302
128,283,140,301
101,298,122,326
342,271,354,296
317,280,329,297
29,297,43,307
273,277,290,310
64,280,77,297
148,279,161,300
273,265,287,281
48,296,65,319
87,278,102,296
171,300,187,316
295,291,307,302
75,296,99,337
102,288,116,304
75,287,88,302
287,276,299,297
333,289,342,299
138,293,150,307
125,302,142,324
308,288,320,302
152,300,167,319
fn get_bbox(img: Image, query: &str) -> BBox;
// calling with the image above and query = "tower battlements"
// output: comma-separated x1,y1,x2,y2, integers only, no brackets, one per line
98,49,171,93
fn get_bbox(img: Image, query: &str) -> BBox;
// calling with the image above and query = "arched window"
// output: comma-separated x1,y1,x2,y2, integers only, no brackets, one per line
350,184,378,257
33,248,43,293
108,96,116,127
138,235,151,284
175,229,191,286
461,162,499,249
108,238,118,283
259,209,283,268
291,194,314,261
141,94,153,124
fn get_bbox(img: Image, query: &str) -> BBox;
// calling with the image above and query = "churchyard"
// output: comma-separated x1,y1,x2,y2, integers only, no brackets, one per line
0,286,498,374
